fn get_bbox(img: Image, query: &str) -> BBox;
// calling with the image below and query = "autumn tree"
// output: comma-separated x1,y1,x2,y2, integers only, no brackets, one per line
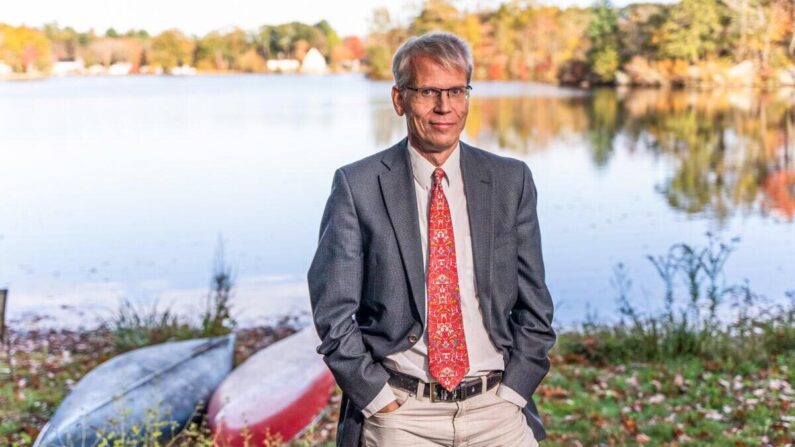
654,0,723,63
587,0,620,83
723,0,794,69
412,0,460,34
618,3,666,61
195,28,253,71
84,37,143,67
42,22,88,61
148,29,195,70
0,24,52,72
314,20,340,55
365,8,408,80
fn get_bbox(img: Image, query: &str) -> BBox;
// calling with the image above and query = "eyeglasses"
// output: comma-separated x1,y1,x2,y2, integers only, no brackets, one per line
402,85,472,103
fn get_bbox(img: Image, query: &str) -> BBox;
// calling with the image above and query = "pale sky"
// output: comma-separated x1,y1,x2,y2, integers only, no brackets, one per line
1,0,671,38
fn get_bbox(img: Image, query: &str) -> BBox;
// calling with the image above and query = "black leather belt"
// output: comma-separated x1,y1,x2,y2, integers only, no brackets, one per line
387,369,503,402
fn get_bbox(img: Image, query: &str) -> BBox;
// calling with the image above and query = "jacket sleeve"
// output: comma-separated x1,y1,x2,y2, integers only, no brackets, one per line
307,168,391,412
501,163,556,402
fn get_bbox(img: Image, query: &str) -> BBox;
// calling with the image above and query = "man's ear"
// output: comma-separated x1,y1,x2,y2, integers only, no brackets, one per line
391,85,405,116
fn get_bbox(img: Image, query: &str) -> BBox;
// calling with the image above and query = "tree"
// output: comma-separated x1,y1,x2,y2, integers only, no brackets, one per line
344,36,366,60
124,29,150,40
195,28,251,71
366,44,392,79
587,0,620,82
365,8,409,79
314,20,340,55
618,3,666,61
0,23,53,72
654,0,723,63
255,25,277,60
412,0,460,34
84,37,143,67
724,0,793,69
42,22,83,60
277,22,325,58
148,29,195,70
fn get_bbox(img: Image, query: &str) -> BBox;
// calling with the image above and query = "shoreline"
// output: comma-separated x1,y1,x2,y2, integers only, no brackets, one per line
2,71,795,90
2,309,312,337
2,309,792,445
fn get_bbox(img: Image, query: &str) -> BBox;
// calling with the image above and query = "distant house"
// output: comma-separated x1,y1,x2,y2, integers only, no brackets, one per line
87,64,107,75
266,59,300,73
170,65,197,76
53,59,85,76
0,61,12,77
139,65,164,75
108,62,133,76
300,48,327,74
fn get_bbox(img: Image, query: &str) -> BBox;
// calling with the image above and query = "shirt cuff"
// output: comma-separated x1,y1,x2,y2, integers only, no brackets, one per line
496,383,527,409
361,383,397,418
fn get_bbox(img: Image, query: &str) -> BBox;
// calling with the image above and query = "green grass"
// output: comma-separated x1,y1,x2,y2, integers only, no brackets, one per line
540,351,794,445
541,232,795,445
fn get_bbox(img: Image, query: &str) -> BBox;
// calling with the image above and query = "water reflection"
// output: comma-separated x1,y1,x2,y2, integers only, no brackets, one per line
1,76,792,328
378,87,795,222
622,89,795,222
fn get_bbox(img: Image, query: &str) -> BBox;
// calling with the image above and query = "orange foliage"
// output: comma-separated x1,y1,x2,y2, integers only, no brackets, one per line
343,36,366,60
762,170,795,220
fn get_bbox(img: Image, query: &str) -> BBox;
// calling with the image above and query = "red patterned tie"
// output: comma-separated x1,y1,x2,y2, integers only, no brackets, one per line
427,167,469,392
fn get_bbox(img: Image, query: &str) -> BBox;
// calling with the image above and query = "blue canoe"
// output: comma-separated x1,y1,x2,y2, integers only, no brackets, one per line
33,334,235,447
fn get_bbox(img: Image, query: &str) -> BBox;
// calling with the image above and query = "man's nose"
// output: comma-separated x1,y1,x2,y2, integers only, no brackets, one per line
433,92,453,113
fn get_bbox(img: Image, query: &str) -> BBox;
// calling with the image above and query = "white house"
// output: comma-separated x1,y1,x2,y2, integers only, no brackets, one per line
170,64,197,76
300,48,327,74
108,62,133,76
0,61,12,77
87,64,107,75
52,59,85,76
266,59,300,73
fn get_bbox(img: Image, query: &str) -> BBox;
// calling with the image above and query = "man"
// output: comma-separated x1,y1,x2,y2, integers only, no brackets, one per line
308,31,556,446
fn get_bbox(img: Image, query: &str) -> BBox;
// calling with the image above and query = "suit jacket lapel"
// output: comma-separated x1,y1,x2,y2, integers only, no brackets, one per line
460,142,493,304
379,138,427,325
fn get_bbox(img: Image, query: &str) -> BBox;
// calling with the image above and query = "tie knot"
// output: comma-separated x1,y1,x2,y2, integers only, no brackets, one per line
432,168,446,187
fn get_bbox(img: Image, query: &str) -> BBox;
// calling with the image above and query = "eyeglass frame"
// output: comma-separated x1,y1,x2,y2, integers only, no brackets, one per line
400,84,473,102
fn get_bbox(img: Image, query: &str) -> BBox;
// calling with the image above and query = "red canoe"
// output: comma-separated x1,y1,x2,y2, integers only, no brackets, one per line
208,326,336,446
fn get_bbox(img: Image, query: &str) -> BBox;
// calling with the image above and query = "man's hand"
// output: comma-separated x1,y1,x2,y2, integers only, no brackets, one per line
376,400,401,413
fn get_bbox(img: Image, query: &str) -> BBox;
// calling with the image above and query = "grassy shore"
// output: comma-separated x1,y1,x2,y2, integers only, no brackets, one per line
1,234,793,446
2,321,791,446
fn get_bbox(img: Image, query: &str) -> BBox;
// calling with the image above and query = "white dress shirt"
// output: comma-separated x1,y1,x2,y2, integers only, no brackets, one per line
362,142,528,417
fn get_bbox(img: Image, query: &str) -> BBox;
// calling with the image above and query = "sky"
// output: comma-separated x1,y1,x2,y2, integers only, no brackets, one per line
0,0,672,38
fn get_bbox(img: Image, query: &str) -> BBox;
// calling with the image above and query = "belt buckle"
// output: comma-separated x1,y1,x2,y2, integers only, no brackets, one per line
429,382,465,402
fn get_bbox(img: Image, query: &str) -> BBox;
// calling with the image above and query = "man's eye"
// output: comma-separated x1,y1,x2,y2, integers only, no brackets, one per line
420,88,437,97
450,87,464,96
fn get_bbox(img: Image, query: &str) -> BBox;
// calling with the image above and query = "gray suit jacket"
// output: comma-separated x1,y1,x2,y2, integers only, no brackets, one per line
308,137,556,446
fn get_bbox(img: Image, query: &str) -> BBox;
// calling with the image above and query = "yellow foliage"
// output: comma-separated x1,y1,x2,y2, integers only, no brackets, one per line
238,49,266,73
0,23,52,72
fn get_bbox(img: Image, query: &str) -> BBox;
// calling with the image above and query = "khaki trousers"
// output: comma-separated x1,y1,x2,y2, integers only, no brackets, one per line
361,382,539,447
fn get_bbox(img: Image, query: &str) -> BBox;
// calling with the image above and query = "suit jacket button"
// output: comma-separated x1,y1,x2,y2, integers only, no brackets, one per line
408,334,418,343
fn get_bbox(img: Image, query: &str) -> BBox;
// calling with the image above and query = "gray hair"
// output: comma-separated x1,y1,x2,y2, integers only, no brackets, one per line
392,31,473,89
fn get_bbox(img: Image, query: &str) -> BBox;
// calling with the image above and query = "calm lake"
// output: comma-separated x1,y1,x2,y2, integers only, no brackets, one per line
1,74,793,330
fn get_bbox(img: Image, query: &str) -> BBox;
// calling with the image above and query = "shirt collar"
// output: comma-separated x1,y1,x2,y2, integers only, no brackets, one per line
407,141,462,191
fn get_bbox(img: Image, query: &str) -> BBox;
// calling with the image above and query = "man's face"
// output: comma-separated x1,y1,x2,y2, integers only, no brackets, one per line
391,55,469,155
